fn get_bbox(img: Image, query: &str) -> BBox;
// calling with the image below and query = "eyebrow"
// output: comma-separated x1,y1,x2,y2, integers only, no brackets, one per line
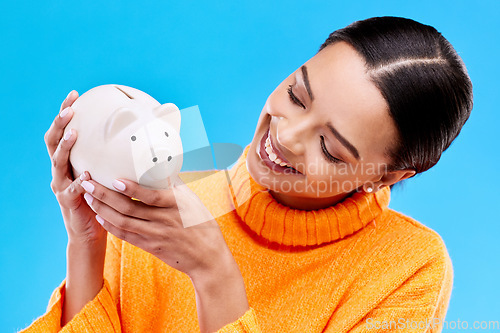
301,65,314,101
326,122,360,160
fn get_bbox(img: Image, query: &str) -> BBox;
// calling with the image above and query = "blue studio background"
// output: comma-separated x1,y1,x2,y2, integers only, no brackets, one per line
1,1,498,331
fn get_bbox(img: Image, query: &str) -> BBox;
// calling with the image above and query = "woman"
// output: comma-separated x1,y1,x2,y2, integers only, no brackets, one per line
21,16,472,333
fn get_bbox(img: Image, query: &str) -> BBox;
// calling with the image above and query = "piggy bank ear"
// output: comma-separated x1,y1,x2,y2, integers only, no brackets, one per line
104,107,138,142
153,103,181,132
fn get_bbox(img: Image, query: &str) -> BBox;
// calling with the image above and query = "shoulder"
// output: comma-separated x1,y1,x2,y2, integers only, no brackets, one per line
374,208,453,285
367,209,454,311
382,208,451,260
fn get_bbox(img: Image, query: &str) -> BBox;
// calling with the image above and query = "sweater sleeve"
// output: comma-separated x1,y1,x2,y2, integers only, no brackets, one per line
215,307,262,333
335,248,454,333
19,233,123,333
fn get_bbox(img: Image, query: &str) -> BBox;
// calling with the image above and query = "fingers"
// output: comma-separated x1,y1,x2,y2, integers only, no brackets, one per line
93,213,144,246
81,183,152,237
111,178,178,208
45,90,79,158
80,178,156,222
51,127,78,186
58,171,91,209
60,90,79,113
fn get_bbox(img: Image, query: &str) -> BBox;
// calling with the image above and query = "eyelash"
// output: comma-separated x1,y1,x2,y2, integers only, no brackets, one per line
320,136,343,164
287,84,343,164
287,84,306,109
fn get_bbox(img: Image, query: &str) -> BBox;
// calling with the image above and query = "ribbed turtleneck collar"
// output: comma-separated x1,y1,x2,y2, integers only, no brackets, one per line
227,145,391,247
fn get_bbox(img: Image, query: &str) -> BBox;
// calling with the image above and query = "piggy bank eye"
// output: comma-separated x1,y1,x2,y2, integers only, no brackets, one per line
131,136,136,141
164,131,169,137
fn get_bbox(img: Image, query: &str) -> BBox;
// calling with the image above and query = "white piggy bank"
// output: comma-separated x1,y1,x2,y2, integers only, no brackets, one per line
67,84,183,191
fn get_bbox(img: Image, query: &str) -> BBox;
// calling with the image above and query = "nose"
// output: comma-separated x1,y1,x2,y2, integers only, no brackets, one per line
152,155,172,163
275,116,310,156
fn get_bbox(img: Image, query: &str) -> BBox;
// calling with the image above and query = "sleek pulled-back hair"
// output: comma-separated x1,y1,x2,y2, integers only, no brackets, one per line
318,16,473,178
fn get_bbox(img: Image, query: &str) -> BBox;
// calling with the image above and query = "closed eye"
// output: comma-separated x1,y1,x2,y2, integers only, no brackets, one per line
320,136,343,164
287,84,345,164
287,84,306,109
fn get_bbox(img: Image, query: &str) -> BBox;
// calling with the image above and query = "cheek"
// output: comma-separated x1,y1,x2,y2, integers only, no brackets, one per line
334,162,382,185
306,161,370,184
302,155,333,178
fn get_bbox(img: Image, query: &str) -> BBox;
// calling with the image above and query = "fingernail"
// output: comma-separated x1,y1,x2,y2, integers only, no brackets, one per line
79,172,87,181
60,107,70,118
81,180,95,193
66,90,74,100
112,180,126,191
84,192,93,205
96,215,104,225
63,129,73,141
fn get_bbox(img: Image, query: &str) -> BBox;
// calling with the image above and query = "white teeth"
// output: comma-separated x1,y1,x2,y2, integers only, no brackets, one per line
264,131,293,168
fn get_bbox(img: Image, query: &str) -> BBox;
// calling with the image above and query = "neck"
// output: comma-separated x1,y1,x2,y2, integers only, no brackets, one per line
268,190,353,210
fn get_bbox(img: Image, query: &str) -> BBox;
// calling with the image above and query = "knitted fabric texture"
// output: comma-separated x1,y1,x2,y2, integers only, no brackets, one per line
20,145,453,333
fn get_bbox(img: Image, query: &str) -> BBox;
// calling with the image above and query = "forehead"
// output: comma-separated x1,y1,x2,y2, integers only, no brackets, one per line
304,41,396,161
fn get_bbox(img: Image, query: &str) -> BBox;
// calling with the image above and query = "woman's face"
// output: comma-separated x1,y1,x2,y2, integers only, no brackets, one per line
246,41,414,210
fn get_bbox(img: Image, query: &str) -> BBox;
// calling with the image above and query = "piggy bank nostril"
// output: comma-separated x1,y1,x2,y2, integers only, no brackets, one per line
153,157,158,162
168,156,172,161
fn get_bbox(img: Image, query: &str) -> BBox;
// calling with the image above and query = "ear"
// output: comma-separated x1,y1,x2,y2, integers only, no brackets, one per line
373,168,416,191
104,107,138,142
153,103,181,132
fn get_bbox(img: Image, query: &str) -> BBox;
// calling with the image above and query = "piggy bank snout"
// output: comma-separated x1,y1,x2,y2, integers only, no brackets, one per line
142,148,181,180
142,147,178,166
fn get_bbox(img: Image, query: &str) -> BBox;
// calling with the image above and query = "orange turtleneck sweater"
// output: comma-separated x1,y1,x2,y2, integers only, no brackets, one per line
20,145,453,332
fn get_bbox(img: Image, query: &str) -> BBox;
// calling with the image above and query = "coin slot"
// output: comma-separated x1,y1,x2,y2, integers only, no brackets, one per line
114,86,134,99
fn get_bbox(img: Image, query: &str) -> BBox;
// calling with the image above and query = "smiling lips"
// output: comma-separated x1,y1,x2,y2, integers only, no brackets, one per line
263,128,302,174
265,131,293,167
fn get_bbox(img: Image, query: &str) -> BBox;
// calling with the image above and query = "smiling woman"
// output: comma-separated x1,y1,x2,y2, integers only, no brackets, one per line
20,16,472,333
248,17,472,210
247,41,401,209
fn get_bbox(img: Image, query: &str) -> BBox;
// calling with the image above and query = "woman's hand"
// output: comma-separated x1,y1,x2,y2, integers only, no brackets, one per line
45,90,108,327
44,90,106,244
80,175,250,332
79,175,235,278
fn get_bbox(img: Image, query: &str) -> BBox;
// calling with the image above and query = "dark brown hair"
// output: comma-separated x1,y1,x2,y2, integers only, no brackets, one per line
318,16,473,185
